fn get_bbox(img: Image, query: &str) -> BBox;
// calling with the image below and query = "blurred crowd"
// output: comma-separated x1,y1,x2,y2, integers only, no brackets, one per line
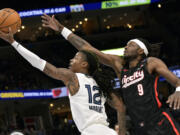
0,60,42,90
0,70,41,91
0,56,65,90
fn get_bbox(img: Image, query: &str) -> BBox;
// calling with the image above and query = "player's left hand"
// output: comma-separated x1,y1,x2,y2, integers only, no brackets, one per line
41,14,64,32
166,91,180,110
0,28,15,44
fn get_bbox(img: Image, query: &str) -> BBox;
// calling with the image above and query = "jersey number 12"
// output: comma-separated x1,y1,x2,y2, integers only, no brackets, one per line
85,84,101,105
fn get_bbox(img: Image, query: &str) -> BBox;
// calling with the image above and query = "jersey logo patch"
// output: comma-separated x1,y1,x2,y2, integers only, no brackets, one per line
122,70,144,88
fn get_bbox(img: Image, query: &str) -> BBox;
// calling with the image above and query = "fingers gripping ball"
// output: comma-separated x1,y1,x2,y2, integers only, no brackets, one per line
0,8,21,34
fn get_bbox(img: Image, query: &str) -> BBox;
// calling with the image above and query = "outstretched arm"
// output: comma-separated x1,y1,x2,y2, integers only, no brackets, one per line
0,29,79,96
43,63,79,95
147,57,180,110
41,14,123,71
67,34,123,68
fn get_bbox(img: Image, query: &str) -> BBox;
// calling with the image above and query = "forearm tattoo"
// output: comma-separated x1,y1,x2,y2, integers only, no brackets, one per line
68,34,87,50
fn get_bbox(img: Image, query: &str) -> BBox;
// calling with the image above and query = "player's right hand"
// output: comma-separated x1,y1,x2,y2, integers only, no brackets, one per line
41,14,64,32
0,28,15,44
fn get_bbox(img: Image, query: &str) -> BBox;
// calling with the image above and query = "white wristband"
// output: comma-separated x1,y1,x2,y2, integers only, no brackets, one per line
11,40,46,71
11,41,19,48
176,86,180,92
61,27,72,40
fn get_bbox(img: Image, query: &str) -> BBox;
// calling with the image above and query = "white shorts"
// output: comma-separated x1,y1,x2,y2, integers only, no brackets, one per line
81,124,117,135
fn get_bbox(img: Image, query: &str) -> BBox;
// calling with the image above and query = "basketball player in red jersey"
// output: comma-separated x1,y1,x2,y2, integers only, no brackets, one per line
41,14,180,135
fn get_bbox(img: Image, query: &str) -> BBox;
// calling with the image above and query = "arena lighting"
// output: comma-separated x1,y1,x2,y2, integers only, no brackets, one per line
106,25,110,29
84,18,88,21
101,0,151,9
101,47,124,56
38,27,42,30
18,0,160,17
18,7,68,17
127,23,132,29
72,28,75,32
158,3,161,8
50,103,54,107
21,25,25,29
0,87,68,100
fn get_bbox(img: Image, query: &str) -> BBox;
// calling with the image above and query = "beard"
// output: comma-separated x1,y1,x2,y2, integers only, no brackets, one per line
123,53,138,62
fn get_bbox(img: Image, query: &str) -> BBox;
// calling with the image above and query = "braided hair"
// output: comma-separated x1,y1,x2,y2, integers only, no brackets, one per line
80,50,115,99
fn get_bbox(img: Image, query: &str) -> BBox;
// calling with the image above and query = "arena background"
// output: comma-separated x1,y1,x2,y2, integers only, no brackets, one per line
0,0,179,134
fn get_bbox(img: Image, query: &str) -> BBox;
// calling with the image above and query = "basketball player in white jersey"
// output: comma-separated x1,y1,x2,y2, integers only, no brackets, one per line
0,29,123,135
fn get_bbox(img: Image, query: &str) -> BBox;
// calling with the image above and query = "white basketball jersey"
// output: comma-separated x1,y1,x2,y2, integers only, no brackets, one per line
69,73,109,132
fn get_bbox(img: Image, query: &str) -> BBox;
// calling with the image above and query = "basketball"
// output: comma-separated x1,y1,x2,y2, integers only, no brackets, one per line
0,8,21,34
